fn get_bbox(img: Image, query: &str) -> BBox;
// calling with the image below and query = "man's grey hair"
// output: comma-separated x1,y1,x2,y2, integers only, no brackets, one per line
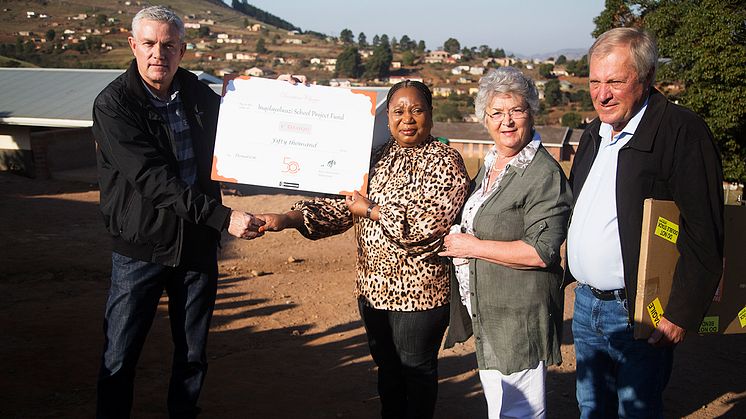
589,27,658,86
131,5,185,41
475,67,540,127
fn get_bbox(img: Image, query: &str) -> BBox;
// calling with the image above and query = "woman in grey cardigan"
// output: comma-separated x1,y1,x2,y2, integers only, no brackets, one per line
439,67,572,418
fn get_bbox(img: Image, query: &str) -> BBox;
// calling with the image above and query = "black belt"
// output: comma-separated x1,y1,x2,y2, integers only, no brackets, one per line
588,285,626,301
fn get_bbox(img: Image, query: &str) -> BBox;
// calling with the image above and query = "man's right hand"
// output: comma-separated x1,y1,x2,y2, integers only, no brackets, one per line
227,210,265,239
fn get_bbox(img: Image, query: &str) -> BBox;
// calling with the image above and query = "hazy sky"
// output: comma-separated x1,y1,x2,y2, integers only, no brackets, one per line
233,0,606,56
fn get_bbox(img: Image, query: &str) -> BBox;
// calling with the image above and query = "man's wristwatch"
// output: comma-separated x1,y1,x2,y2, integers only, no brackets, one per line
365,203,376,219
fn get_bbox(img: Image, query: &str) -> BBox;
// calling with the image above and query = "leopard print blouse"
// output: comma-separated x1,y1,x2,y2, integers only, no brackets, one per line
291,136,469,311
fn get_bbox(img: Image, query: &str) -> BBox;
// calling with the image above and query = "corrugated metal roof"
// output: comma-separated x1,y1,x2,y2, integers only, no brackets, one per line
0,68,223,128
0,68,124,127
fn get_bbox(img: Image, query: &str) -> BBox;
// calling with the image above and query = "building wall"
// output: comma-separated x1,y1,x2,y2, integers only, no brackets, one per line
0,125,33,174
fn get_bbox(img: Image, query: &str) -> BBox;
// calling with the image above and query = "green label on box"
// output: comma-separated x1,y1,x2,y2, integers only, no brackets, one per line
698,316,719,334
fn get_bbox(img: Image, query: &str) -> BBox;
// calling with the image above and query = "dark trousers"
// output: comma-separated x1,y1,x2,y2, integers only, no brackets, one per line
358,299,450,419
96,251,218,419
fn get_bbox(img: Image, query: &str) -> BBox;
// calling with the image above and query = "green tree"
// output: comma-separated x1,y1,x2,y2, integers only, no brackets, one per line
544,79,563,106
593,0,746,181
372,34,380,46
561,112,583,128
399,35,412,51
443,37,460,54
379,34,390,46
335,46,363,78
364,43,393,80
592,0,640,37
479,45,492,58
45,29,56,42
96,14,108,26
391,36,398,51
401,51,416,66
538,63,555,78
556,54,567,65
358,32,367,48
433,101,463,122
572,89,594,111
417,40,426,53
340,28,354,44
198,26,210,38
566,55,589,77
255,37,267,54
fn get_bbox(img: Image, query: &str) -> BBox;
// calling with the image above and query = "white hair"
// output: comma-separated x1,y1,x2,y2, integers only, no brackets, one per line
131,5,185,41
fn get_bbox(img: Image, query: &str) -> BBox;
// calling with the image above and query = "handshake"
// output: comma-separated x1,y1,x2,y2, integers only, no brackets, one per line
226,210,266,240
226,210,302,240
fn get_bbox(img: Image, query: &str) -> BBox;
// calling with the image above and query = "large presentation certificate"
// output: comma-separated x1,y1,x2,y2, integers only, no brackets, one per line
211,76,377,195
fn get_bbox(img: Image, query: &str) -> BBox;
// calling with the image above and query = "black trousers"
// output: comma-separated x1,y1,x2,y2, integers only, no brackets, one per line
358,299,450,419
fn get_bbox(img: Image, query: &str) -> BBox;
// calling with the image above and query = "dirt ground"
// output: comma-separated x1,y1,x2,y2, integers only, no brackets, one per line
1,172,745,418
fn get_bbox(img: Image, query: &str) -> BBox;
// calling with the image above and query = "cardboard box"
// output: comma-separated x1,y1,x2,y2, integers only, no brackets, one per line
634,199,746,338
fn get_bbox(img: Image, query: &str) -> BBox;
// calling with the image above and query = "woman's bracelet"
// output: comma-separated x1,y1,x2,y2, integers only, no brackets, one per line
365,203,376,219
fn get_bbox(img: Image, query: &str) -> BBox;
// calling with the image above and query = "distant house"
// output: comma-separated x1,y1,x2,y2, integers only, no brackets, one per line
310,57,322,65
391,61,401,69
559,80,573,92
329,79,352,87
469,66,485,76
483,57,515,67
239,53,258,61
457,77,471,84
285,38,303,45
432,122,580,176
199,19,215,25
246,67,269,77
551,65,569,77
433,87,453,97
451,65,470,75
388,75,424,84
184,22,201,29
216,68,235,77
248,23,263,31
425,50,449,64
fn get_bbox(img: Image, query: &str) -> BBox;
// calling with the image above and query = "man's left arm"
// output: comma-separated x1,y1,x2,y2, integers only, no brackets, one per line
650,115,724,346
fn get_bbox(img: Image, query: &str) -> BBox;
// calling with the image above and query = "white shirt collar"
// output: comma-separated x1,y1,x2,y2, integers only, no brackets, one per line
599,97,649,144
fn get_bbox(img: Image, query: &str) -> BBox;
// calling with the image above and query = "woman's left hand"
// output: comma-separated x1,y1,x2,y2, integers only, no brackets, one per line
438,233,479,259
345,190,373,218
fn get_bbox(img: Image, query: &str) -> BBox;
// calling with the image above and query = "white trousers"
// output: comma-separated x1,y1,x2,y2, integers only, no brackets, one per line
478,362,546,419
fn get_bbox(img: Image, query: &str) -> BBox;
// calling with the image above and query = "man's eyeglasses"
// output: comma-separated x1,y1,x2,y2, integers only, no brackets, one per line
485,107,529,122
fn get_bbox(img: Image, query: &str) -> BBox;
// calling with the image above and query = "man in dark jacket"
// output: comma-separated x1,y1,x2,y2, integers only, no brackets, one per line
566,28,724,418
92,6,264,418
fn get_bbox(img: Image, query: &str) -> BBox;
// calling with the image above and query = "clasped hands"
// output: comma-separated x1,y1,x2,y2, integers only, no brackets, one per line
227,210,265,240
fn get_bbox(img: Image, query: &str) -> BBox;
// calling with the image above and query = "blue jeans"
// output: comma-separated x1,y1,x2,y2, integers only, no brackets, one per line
572,284,674,419
358,300,450,419
96,252,218,419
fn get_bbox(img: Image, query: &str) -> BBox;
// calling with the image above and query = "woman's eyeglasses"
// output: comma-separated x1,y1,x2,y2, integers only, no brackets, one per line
485,108,529,122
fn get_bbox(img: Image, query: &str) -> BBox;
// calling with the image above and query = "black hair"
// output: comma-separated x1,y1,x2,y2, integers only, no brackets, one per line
386,80,433,110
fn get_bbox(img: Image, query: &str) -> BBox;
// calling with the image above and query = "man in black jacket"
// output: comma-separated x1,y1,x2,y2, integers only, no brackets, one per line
92,6,264,418
566,28,724,418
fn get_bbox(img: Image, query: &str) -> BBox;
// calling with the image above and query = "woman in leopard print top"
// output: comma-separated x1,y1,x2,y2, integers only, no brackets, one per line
258,80,469,418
